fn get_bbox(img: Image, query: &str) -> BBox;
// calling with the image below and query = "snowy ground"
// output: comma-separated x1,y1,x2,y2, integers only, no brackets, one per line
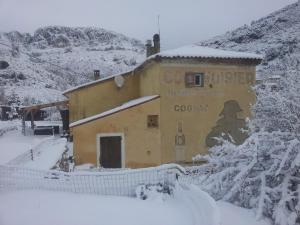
218,202,270,225
0,189,192,225
8,137,67,169
0,189,270,225
0,120,66,168
0,121,48,164
0,120,271,225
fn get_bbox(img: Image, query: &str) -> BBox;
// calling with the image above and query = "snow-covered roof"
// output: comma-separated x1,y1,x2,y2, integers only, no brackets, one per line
63,69,133,95
70,95,159,127
149,44,263,60
268,75,281,79
63,45,262,95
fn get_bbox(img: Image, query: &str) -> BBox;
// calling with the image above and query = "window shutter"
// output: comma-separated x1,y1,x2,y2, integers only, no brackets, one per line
200,73,205,87
147,115,159,128
185,73,194,87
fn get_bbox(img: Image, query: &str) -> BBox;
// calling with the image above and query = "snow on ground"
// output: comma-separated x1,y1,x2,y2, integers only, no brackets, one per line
15,137,67,169
0,127,48,165
25,120,63,127
0,189,270,225
217,201,270,225
0,120,18,130
0,120,18,136
0,120,271,225
0,120,66,169
0,189,193,225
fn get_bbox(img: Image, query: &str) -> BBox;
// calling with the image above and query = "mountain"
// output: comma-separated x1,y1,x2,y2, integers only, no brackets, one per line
200,1,300,79
0,26,145,105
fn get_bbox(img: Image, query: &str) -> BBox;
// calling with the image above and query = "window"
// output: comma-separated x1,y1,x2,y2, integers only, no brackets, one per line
185,73,205,87
147,115,159,128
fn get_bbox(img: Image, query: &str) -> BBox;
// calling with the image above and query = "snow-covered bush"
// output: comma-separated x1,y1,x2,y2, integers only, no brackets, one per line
136,183,173,200
255,70,300,133
195,133,299,225
192,70,300,225
44,107,62,121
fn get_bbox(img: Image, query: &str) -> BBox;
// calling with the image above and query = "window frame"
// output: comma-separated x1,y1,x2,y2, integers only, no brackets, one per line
185,72,205,87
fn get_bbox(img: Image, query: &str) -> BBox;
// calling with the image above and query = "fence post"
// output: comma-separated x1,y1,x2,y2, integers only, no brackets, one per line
30,149,34,161
22,115,26,136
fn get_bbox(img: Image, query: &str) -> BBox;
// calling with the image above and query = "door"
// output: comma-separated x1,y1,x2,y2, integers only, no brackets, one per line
100,136,122,168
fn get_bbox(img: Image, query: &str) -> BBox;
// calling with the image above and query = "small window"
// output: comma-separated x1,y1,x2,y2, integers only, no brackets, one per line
147,115,159,128
185,73,204,87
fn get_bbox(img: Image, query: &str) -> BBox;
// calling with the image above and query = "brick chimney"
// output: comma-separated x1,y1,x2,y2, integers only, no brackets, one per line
145,40,152,57
153,34,160,54
94,70,100,80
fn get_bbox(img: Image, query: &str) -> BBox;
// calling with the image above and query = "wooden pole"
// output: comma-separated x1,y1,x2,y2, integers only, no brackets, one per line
22,112,26,135
30,110,34,130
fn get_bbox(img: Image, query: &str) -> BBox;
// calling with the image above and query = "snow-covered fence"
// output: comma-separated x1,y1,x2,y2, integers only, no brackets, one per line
0,164,185,197
178,165,215,185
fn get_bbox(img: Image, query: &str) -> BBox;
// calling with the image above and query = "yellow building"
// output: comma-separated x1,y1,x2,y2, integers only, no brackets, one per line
63,36,262,168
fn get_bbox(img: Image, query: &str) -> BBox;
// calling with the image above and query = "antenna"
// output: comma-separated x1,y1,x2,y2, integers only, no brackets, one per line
114,75,125,88
157,15,160,36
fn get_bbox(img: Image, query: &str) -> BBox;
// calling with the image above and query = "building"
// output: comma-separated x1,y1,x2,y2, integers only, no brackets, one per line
63,35,262,168
0,105,12,120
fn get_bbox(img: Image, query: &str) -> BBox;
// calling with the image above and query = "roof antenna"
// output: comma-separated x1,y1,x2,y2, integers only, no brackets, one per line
157,14,160,37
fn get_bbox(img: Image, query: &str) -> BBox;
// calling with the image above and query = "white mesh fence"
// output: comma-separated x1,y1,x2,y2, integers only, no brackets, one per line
177,165,215,185
0,164,185,197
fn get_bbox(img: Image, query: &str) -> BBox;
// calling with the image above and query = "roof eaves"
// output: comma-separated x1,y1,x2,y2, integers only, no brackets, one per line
151,55,262,65
62,70,134,96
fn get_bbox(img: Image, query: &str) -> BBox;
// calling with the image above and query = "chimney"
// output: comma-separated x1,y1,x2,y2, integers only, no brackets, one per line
145,34,160,57
153,34,160,54
94,70,100,80
145,40,152,57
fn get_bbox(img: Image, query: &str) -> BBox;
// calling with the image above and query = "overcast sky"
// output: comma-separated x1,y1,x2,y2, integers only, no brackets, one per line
0,0,296,49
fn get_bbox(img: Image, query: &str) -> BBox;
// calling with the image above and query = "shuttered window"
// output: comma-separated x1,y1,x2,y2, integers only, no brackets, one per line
147,115,159,128
185,73,204,87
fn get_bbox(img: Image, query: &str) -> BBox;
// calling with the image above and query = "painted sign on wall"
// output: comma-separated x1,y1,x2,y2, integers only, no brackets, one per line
166,89,224,97
175,122,185,146
162,71,254,86
205,100,248,147
175,121,186,162
174,104,208,113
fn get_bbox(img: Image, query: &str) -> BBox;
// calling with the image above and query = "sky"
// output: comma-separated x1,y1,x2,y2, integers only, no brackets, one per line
0,0,297,49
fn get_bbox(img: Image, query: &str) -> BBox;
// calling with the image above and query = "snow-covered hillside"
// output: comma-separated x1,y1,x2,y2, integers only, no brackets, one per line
0,26,145,105
200,1,300,79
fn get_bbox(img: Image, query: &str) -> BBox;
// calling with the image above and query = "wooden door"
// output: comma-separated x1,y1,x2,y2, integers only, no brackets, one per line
100,136,122,168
